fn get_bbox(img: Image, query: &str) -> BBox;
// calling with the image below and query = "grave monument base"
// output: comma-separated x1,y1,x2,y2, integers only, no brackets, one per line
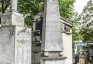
0,26,31,64
41,56,67,64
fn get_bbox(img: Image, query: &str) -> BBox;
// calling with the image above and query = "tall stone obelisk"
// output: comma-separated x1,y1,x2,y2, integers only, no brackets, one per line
41,0,66,64
0,0,31,64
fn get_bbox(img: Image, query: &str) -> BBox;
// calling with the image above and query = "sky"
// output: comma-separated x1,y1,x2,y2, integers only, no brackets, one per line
74,0,90,14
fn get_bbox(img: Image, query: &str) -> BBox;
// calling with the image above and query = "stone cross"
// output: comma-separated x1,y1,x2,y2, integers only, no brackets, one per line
11,0,17,11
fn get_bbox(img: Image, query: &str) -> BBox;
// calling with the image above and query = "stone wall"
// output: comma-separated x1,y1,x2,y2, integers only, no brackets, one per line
62,33,72,64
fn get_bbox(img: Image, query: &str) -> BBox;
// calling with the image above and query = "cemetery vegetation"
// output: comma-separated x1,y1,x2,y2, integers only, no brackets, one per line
0,0,75,25
80,0,93,42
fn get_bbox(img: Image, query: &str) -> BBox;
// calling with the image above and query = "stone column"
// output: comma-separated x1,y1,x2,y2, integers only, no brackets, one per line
11,0,17,11
41,0,66,64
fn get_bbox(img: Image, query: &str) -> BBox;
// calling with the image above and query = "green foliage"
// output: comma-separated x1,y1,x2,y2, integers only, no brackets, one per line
18,0,44,16
81,0,93,28
72,12,82,42
0,1,1,12
0,0,75,26
80,28,93,42
24,16,33,26
59,0,75,21
17,0,44,26
79,0,93,42
0,0,10,13
72,27,83,41
18,0,75,25
72,27,78,41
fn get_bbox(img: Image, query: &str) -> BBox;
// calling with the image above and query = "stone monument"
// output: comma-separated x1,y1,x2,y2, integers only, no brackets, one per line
0,0,31,64
41,0,66,64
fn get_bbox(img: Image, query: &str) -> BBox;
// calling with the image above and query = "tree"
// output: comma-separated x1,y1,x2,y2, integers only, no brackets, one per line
0,0,75,25
80,28,93,42
59,0,75,21
72,12,82,42
0,0,10,13
79,0,93,42
81,0,93,28
18,0,44,25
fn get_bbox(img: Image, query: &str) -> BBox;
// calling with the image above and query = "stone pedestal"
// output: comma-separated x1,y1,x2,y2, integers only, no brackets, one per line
0,11,32,64
41,56,66,64
1,11,24,26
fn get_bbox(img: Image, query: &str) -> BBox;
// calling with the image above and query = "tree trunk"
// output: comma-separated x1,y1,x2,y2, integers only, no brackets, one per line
2,0,5,13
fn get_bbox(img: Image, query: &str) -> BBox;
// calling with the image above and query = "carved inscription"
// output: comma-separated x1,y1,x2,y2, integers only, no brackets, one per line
17,28,30,44
16,28,31,64
17,32,30,44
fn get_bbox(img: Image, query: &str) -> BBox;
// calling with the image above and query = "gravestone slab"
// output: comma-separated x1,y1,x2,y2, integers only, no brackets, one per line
0,26,15,64
0,26,31,64
0,0,32,64
15,27,31,64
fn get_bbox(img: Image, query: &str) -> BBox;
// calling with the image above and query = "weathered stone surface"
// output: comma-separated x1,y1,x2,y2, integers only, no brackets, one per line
0,0,31,64
42,0,63,51
1,11,24,26
0,26,31,64
41,59,65,64
41,0,66,64
11,0,17,11
61,19,73,64
62,33,72,64
15,27,31,64
0,26,15,64
45,60,65,64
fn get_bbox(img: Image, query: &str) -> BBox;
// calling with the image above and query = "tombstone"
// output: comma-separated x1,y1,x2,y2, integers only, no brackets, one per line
41,0,66,64
0,0,32,64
